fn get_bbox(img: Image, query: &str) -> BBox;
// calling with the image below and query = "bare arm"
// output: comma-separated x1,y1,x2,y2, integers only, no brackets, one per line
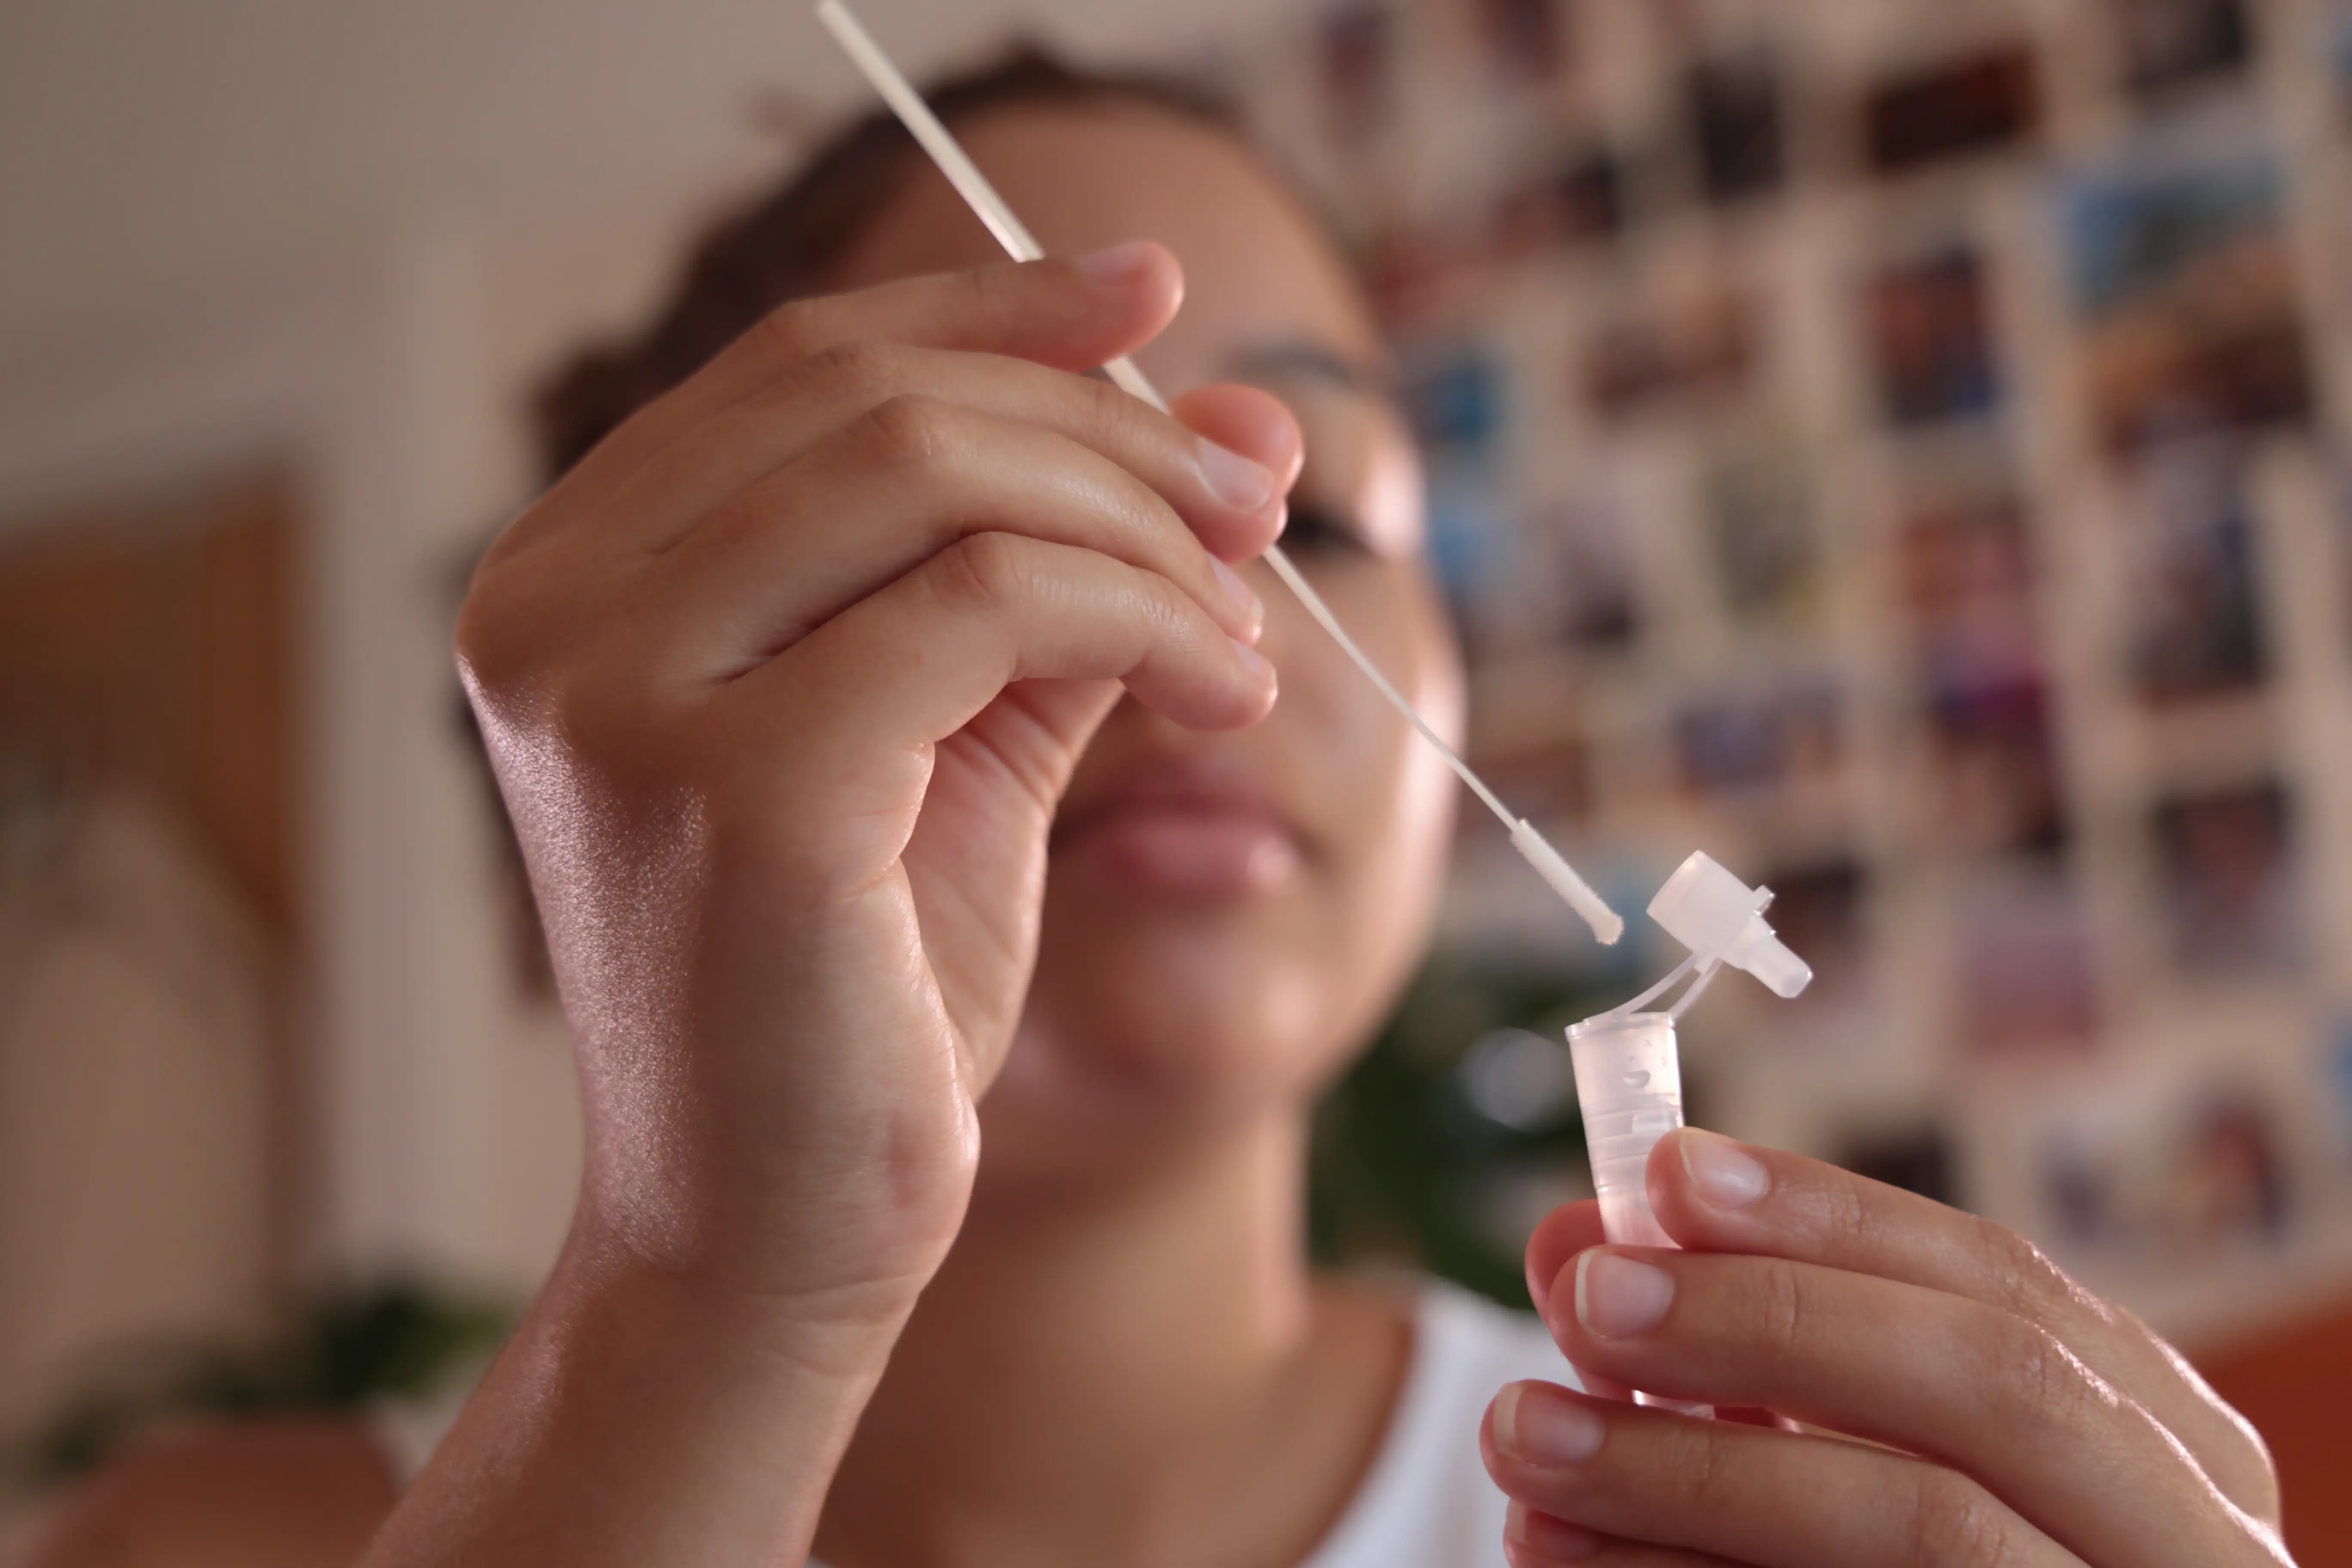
355,1248,898,1565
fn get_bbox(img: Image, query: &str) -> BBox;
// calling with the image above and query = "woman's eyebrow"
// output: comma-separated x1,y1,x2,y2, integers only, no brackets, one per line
1225,340,1401,404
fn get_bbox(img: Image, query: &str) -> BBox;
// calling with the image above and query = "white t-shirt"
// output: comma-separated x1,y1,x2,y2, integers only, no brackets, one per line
1294,1280,1582,1568
375,1277,1580,1567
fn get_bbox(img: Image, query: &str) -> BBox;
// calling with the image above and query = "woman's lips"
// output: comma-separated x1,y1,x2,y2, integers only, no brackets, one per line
1053,799,1304,897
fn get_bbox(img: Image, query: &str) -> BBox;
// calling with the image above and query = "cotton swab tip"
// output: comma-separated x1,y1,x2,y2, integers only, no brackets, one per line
1511,819,1625,945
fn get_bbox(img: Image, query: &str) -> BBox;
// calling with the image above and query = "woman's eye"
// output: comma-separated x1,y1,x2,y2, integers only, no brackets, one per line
1280,504,1373,557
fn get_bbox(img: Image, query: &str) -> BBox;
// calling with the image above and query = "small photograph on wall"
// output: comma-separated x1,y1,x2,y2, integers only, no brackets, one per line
1867,245,2002,428
1953,870,2101,1054
1471,0,1571,85
2341,456,2352,662
1399,339,1520,646
1581,283,1756,420
1674,678,1844,801
1464,477,1646,662
2037,1077,2294,1258
1322,2,1398,147
1531,487,1646,655
2150,778,2302,974
1918,676,2068,857
1755,857,1871,1007
1425,462,1521,651
1862,41,2042,176
2064,127,2312,456
1893,484,2064,852
1836,1123,1957,1205
1700,432,1819,628
2328,1023,2352,1169
1895,484,2040,676
1468,724,1592,824
1361,221,1478,330
2119,450,2268,704
1402,340,1509,459
2336,9,2352,128
2112,0,2254,98
1487,138,1630,259
1558,142,1632,246
1687,50,1788,204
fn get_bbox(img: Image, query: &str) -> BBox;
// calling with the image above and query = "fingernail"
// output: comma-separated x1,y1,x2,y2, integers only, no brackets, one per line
1074,240,1156,286
1506,1501,1602,1560
1683,1129,1770,1209
1199,438,1275,511
1231,638,1274,684
1492,1382,1605,1467
1576,1252,1675,1339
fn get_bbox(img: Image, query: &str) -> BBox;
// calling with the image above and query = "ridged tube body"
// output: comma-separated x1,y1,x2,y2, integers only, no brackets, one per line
1567,1011,1709,1416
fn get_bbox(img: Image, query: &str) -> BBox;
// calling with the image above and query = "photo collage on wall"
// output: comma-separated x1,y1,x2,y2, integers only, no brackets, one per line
1223,0,2352,1304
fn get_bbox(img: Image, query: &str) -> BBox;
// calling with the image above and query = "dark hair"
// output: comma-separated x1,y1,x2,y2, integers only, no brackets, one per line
532,47,1244,483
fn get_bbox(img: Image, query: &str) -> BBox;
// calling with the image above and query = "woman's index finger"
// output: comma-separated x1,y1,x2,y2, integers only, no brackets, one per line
532,245,1185,532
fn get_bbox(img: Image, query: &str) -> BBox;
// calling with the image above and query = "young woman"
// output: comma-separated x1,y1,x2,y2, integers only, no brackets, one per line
33,55,2288,1568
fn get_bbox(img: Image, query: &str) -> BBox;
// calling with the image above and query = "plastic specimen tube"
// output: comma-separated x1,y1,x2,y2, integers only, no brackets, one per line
1573,854,1810,1253
1566,1010,1709,1415
1566,1011,1685,1250
813,0,1622,949
1565,850,1817,1418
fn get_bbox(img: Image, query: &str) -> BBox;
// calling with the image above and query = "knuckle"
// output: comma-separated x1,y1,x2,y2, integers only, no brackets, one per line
1821,1170,1873,1250
928,531,1032,617
747,298,824,367
1079,368,1152,446
2232,1412,2281,1492
862,392,964,470
2241,1422,2284,1518
1903,1468,2023,1566
1977,1312,2099,1434
2188,1363,2283,1518
959,260,1026,320
1666,1421,1738,1517
452,591,511,689
1970,1217,2073,1321
2235,1395,2281,1485
1747,1256,1815,1358
543,662,625,756
1078,385,1189,521
802,337,904,403
1132,563,1202,640
453,576,546,703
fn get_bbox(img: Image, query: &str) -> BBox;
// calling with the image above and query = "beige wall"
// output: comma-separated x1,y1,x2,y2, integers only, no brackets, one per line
0,0,1331,1298
0,0,1300,351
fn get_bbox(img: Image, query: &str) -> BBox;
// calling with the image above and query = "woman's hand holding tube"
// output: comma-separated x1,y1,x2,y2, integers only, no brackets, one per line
1484,1129,2291,1567
361,244,1296,1566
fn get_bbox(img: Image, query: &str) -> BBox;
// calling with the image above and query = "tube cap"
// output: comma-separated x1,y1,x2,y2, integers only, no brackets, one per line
1647,851,1812,998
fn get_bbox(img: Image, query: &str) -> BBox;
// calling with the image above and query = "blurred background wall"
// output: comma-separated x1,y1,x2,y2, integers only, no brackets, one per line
3,0,2350,1555
1260,0,2352,1338
1242,9,2352,1550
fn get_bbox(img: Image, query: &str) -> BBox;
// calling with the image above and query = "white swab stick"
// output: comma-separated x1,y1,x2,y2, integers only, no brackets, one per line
814,0,1623,946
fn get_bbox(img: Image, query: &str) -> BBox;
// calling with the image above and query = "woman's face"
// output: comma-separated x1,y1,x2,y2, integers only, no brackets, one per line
833,103,1461,1187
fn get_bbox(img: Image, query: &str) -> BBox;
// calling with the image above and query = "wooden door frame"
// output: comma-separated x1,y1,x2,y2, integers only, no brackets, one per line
0,240,528,1292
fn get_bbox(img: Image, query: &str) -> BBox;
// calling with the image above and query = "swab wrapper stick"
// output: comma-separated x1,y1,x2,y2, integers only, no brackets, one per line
815,0,1623,946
